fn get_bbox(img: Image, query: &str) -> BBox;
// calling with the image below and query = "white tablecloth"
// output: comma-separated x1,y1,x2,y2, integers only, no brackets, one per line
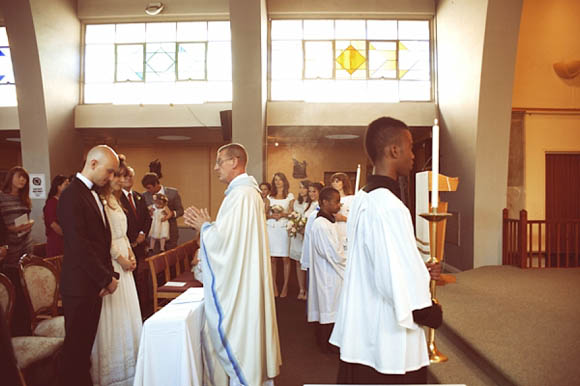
133,288,206,386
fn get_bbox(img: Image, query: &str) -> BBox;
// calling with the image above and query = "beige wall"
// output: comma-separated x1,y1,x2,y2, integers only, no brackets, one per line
110,144,225,224
512,0,580,219
77,0,229,20
266,142,368,197
436,0,522,269
267,0,434,16
525,115,580,221
512,0,580,109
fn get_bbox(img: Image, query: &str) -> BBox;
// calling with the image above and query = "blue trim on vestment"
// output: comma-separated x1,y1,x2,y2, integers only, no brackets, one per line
201,222,248,386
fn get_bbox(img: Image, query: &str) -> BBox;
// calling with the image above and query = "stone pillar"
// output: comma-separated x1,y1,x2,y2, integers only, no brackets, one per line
0,0,82,243
229,0,268,181
436,0,522,269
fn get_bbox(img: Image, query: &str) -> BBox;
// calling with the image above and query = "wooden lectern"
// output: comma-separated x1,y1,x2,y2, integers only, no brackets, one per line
415,171,459,284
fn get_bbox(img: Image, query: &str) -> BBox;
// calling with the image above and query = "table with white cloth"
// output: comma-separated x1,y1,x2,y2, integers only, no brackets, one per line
133,287,226,386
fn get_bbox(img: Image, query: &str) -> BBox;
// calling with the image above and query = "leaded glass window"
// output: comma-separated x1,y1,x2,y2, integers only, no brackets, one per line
83,22,232,104
0,27,17,106
270,19,432,102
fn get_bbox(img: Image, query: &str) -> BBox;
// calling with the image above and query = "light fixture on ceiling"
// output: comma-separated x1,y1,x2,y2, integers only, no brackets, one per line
157,135,191,141
274,142,279,147
325,134,359,140
145,2,165,16
5,137,21,142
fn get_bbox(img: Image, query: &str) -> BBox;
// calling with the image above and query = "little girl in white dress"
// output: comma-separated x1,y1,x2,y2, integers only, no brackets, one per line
149,193,170,251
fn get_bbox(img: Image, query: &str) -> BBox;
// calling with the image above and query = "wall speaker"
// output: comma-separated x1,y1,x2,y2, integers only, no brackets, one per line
220,110,232,142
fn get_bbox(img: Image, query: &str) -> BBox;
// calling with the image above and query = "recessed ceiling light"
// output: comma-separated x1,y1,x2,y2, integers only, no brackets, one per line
5,137,21,142
274,142,279,147
325,134,359,140
157,135,191,141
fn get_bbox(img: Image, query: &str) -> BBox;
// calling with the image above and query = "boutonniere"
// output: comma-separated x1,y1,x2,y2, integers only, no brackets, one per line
98,194,107,206
136,195,141,201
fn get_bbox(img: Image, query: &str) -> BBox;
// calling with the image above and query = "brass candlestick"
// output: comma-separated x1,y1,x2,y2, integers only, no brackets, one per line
419,209,452,364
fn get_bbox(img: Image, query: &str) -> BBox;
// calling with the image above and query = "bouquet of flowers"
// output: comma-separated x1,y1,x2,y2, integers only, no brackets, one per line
287,211,307,238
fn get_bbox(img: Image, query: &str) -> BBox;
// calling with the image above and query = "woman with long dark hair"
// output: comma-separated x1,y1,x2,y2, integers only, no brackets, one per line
43,175,70,257
330,172,355,252
289,179,311,300
0,166,33,335
266,172,294,297
91,155,142,386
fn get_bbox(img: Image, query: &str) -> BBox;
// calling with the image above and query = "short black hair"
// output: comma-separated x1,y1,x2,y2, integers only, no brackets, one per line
319,187,340,204
365,117,409,165
141,172,159,188
259,182,272,191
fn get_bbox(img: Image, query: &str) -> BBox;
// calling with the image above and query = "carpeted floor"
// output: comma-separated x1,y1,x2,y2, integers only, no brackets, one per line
272,262,340,386
433,266,580,386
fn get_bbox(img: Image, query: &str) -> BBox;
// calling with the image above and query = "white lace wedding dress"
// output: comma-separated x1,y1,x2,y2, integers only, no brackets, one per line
91,196,142,386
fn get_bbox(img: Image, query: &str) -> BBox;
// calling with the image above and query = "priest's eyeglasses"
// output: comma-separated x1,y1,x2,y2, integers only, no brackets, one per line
215,157,234,167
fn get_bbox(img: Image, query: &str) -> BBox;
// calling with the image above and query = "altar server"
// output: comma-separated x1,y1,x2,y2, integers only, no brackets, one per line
330,117,442,384
184,143,281,386
305,187,346,353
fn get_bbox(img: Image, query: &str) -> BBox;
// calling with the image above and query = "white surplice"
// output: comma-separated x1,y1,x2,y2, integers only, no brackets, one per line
329,188,432,375
300,207,319,271
306,215,346,324
200,173,282,386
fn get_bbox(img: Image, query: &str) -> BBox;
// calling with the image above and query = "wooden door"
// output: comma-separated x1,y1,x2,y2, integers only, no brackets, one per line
545,153,580,267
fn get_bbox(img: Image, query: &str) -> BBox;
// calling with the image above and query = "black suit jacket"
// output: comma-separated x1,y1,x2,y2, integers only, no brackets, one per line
119,190,151,254
58,177,116,297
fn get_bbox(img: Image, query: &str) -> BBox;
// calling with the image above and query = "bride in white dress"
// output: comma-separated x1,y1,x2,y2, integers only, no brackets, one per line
91,163,142,386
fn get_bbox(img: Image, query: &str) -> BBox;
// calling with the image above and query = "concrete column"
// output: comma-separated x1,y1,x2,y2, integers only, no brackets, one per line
229,0,268,181
0,0,82,243
436,0,522,269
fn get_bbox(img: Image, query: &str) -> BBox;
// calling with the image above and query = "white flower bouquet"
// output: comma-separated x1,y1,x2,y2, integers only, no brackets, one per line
287,211,307,238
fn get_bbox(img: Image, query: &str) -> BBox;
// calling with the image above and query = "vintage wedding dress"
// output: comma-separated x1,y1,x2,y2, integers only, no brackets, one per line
91,196,142,386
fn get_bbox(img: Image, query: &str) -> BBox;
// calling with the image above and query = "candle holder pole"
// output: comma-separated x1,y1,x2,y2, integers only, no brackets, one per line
419,209,452,364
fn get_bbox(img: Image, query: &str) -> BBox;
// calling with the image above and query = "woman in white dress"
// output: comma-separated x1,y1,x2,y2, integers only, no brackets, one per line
266,172,294,298
92,158,142,386
289,180,311,300
331,173,354,252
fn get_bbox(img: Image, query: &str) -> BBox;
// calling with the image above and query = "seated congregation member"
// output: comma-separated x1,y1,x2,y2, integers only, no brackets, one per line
184,143,281,386
289,179,311,300
141,170,183,251
330,117,442,384
0,166,34,336
43,174,70,257
91,155,142,386
305,187,346,353
266,172,294,298
300,182,323,272
119,164,152,318
330,172,354,252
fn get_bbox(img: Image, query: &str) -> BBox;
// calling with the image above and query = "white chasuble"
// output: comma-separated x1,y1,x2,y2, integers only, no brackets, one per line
330,188,432,374
306,216,346,324
200,173,281,386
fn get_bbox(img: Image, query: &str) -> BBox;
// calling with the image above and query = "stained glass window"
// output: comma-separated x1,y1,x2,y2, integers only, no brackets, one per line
83,22,232,104
0,26,16,106
270,19,431,102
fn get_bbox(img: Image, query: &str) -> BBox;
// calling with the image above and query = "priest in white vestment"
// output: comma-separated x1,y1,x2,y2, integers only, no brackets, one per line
330,117,442,384
184,143,282,386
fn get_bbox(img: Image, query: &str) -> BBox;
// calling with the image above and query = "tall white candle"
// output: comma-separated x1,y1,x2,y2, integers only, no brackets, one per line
431,119,439,209
355,164,361,192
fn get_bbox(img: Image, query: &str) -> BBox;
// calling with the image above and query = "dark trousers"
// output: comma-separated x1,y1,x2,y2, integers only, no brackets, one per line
338,360,428,384
315,322,337,354
59,295,102,386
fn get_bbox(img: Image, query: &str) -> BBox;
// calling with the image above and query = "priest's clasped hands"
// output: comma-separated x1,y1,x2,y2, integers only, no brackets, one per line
184,206,212,231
